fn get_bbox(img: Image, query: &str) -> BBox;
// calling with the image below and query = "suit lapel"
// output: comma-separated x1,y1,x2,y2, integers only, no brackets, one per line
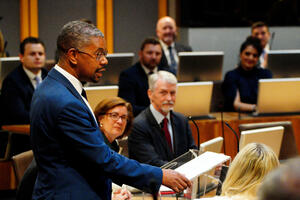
170,111,179,155
145,108,174,159
48,69,97,125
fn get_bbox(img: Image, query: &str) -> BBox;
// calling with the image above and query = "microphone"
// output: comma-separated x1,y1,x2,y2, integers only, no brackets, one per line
220,110,226,155
269,32,275,50
188,116,200,151
149,179,158,200
224,122,239,152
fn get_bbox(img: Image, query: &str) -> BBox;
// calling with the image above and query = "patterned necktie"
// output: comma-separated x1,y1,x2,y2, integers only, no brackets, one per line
168,46,177,74
81,89,88,101
162,117,173,152
34,76,41,88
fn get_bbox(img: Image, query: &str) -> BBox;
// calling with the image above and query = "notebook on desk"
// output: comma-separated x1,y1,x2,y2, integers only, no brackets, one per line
177,51,223,82
174,82,214,119
267,50,300,78
87,53,134,86
84,85,118,110
239,126,284,157
254,78,300,116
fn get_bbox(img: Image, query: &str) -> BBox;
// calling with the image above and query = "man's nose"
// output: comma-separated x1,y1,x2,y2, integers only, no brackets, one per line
100,56,108,66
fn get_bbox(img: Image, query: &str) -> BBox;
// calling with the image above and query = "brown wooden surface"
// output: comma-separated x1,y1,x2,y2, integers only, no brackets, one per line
0,161,17,190
189,112,300,159
0,124,29,190
1,124,30,135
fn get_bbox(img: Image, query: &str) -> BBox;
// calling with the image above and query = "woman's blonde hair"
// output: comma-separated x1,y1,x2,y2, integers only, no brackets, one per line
221,143,279,198
94,97,133,138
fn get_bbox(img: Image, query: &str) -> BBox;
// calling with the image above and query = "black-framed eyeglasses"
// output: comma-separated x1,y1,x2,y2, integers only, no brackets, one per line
76,49,107,61
106,112,128,122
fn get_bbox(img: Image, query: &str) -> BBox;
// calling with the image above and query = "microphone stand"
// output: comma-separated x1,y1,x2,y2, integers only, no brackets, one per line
189,116,200,151
224,122,239,152
220,111,226,155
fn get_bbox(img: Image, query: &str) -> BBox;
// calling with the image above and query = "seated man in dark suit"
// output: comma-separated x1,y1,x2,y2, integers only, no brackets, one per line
128,70,197,167
156,16,192,75
1,37,47,125
118,38,167,116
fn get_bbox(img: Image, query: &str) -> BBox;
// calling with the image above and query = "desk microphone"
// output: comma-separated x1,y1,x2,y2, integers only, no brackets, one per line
188,116,200,151
149,179,158,200
224,122,239,152
270,32,275,50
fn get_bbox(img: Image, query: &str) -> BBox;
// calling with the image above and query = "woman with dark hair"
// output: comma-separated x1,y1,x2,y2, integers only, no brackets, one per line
222,36,272,112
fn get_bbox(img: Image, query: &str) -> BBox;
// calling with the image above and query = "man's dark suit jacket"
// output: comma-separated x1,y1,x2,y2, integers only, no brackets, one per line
30,68,162,200
118,62,167,116
159,42,192,75
128,107,197,167
0,65,47,125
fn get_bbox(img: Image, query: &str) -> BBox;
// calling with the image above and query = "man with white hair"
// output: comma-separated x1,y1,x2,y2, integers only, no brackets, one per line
128,70,196,167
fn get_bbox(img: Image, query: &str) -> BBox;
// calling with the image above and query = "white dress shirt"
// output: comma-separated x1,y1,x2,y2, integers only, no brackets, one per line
23,66,42,89
54,65,97,123
150,104,174,149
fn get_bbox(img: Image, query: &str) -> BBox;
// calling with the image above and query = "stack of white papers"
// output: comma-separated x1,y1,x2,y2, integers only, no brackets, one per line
160,151,230,192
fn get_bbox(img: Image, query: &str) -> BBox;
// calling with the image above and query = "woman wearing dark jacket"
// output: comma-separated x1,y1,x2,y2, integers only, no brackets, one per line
222,37,272,112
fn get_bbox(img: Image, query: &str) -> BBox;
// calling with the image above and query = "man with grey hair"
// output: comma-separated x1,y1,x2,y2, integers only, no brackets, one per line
128,70,196,167
30,21,191,200
258,158,300,200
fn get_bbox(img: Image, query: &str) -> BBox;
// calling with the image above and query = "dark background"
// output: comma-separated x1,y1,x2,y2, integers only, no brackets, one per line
179,0,300,27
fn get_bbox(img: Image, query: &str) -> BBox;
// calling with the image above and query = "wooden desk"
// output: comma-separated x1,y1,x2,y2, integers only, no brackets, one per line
1,124,30,135
0,124,30,190
189,113,300,159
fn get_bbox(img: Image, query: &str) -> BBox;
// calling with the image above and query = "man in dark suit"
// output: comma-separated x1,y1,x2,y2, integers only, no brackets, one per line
156,16,192,75
30,21,190,200
118,38,167,116
1,37,47,125
128,71,197,167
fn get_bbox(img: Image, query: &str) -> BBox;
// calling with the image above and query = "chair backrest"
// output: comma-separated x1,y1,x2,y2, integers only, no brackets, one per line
239,121,298,160
12,150,34,184
199,137,223,153
0,130,10,160
239,126,284,157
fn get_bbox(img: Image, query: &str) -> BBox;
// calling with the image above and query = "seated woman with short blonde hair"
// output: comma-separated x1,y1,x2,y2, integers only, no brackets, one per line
203,143,279,200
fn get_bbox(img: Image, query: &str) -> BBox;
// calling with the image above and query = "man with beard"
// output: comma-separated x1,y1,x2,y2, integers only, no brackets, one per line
128,71,197,167
156,16,192,75
118,38,168,116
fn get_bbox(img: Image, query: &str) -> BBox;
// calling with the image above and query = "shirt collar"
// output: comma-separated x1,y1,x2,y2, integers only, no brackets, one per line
54,65,83,95
140,63,158,75
23,66,42,81
264,44,270,52
150,104,171,125
159,40,175,51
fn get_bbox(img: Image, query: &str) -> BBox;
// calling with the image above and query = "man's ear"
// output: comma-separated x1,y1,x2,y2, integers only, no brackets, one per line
147,89,152,101
66,48,78,65
19,54,24,64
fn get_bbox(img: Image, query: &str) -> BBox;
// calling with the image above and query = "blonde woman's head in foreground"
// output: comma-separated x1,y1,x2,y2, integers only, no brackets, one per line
221,143,279,198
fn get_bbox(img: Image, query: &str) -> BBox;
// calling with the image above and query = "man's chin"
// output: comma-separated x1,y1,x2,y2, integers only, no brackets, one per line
162,106,174,114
